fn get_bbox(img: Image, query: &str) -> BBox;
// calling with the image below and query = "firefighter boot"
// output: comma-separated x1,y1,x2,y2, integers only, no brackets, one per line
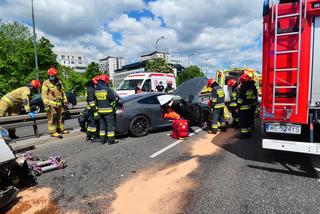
61,130,70,134
51,132,63,139
86,135,92,141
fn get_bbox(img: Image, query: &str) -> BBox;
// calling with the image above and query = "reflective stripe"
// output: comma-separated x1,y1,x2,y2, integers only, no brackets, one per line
107,132,115,137
230,102,237,107
2,96,14,107
220,122,226,127
240,105,251,110
211,124,218,129
99,132,106,136
237,99,243,104
241,129,249,133
89,101,96,107
214,103,225,109
49,100,62,107
98,108,113,113
87,127,97,132
211,98,218,102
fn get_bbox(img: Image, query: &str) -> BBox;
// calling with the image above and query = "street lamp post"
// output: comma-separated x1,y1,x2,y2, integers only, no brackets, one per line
155,36,166,51
205,58,208,77
31,0,40,89
187,53,195,66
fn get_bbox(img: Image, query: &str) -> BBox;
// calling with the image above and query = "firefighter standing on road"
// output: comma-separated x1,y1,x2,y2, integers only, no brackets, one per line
227,79,239,127
94,74,116,144
237,73,256,138
165,80,175,94
85,75,100,142
41,67,69,138
207,78,226,134
0,80,41,138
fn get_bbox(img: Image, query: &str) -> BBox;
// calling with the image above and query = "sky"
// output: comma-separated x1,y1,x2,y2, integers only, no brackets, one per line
0,0,264,77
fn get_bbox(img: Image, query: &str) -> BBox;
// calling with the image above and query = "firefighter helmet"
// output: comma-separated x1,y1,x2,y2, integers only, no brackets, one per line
99,74,109,84
227,79,237,87
48,67,58,76
30,79,41,90
167,80,173,85
240,73,252,83
92,76,100,85
207,78,215,87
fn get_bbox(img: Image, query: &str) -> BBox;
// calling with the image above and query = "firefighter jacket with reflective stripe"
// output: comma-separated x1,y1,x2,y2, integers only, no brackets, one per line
1,87,31,112
230,87,238,107
165,86,174,94
95,81,116,114
41,79,67,108
237,82,257,110
210,85,225,109
86,83,97,111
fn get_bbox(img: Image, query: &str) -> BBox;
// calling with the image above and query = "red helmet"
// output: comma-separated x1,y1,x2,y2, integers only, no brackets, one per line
227,79,237,87
92,76,100,85
30,79,41,90
48,67,58,76
99,74,109,84
167,80,173,85
240,73,252,83
207,78,215,87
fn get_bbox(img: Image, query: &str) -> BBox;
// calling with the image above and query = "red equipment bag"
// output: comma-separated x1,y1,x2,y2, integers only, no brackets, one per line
171,119,189,140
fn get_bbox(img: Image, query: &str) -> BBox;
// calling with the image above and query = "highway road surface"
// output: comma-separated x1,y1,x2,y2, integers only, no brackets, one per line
5,120,320,214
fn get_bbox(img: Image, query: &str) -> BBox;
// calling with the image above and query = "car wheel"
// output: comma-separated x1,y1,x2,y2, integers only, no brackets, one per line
67,102,74,110
32,105,42,113
201,109,211,127
129,115,151,137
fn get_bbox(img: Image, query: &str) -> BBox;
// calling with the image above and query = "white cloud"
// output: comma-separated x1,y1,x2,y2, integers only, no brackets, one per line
0,0,264,71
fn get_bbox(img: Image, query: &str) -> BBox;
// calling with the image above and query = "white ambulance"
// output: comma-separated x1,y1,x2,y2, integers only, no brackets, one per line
116,73,176,97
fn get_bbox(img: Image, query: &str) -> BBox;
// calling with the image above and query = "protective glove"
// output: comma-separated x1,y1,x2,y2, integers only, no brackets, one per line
28,112,36,120
44,105,50,112
111,101,117,109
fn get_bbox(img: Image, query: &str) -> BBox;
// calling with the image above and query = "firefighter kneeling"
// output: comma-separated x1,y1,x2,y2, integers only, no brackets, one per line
237,73,257,138
42,67,69,138
207,78,226,134
0,80,41,139
94,74,117,144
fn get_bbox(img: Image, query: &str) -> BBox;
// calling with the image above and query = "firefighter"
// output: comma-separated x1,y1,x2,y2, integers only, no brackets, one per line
0,80,41,138
41,67,69,138
78,108,90,132
237,73,256,138
165,80,175,94
94,74,116,144
207,78,226,134
156,81,165,92
85,75,100,141
227,79,239,127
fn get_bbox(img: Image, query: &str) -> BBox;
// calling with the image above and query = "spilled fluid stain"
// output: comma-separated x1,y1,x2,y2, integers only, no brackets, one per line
7,187,60,214
109,133,221,214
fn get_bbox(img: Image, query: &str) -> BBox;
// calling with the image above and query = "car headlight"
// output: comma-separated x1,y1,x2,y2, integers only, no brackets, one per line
0,127,9,138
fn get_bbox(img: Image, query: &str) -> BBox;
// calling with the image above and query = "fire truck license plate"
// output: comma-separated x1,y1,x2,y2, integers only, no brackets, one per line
265,124,301,135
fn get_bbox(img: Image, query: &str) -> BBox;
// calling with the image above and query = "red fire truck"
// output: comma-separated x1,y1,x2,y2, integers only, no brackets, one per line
261,0,320,154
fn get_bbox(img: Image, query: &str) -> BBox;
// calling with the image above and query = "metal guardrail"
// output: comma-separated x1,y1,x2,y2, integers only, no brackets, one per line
0,109,82,138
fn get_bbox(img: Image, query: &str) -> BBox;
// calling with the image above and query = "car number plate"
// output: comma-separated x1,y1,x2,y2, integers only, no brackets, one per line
265,124,301,135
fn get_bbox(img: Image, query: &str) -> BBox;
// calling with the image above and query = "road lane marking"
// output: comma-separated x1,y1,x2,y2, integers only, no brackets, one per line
150,128,203,158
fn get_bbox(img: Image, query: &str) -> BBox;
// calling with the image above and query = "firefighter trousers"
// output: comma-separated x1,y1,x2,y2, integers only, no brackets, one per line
99,112,115,143
248,105,256,131
47,106,64,134
87,110,99,138
239,108,251,135
211,108,226,132
229,106,239,126
0,100,19,136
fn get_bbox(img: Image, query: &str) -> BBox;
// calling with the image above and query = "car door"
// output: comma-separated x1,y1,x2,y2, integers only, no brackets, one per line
137,94,171,129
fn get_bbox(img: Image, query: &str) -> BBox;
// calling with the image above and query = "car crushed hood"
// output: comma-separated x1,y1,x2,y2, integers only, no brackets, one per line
173,77,208,102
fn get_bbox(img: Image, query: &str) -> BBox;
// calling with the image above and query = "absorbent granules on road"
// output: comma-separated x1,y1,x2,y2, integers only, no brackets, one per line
6,187,59,214
109,133,221,214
